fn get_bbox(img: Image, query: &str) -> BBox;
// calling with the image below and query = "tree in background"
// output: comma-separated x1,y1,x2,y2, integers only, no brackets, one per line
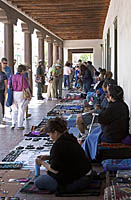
80,54,89,62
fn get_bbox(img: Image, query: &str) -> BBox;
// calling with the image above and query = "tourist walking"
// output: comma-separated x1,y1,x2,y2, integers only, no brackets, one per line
10,64,31,130
63,61,71,90
0,62,8,118
1,57,13,80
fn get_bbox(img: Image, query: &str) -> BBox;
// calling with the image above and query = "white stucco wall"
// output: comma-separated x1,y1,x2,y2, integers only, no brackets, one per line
63,39,103,69
103,0,131,110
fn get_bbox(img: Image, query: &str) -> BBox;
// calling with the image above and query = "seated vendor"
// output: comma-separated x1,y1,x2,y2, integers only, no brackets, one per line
34,117,92,193
82,85,130,160
98,84,130,143
76,80,109,135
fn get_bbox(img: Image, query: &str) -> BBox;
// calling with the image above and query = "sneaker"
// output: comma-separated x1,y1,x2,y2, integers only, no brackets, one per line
10,125,15,129
77,133,83,139
52,98,57,100
26,114,31,118
46,98,52,101
38,96,44,100
17,127,25,130
81,134,88,141
77,132,87,140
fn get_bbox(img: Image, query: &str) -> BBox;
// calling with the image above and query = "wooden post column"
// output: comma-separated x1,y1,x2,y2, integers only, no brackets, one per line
53,41,59,64
59,42,64,65
36,31,46,63
47,37,53,68
0,8,17,73
21,23,34,89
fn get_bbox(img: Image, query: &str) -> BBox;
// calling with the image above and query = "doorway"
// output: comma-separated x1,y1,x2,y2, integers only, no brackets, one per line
107,29,111,71
114,17,118,84
68,48,93,64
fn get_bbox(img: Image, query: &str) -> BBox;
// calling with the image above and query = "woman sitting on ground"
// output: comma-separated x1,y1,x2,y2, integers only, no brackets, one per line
98,84,130,143
34,117,92,193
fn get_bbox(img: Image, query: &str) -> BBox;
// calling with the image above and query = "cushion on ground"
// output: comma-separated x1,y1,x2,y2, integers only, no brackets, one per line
20,181,51,194
96,143,131,161
98,142,131,149
20,179,100,196
101,159,131,172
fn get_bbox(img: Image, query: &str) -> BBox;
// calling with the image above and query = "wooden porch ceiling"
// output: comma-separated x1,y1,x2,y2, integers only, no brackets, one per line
7,0,111,40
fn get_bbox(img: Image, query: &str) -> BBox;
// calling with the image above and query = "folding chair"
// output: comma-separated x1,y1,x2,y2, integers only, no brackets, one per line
88,113,99,135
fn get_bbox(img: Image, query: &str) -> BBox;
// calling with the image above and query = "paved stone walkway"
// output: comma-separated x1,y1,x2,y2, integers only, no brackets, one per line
0,95,104,200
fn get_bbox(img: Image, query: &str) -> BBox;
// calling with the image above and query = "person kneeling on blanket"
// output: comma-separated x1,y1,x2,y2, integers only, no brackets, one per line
82,84,130,160
34,117,92,193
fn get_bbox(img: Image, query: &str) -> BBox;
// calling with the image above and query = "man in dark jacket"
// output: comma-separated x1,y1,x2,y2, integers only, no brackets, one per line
98,85,130,143
36,60,45,100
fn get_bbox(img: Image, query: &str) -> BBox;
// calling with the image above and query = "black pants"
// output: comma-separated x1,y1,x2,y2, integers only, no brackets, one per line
0,89,5,116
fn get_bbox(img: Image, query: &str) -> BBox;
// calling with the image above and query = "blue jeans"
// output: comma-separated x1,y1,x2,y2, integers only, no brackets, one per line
83,81,92,93
34,164,57,192
34,164,92,193
37,83,42,98
64,174,92,193
64,75,70,89
34,175,58,192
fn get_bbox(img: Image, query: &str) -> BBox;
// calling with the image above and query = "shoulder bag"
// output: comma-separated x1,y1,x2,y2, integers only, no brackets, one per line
22,77,30,99
6,76,13,107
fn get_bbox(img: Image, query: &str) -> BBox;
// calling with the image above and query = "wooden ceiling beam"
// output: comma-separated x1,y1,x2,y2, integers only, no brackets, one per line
23,12,107,18
21,9,107,14
40,22,105,26
36,18,105,23
9,0,110,5
32,14,106,18
46,25,102,30
16,4,109,9
57,35,102,40
53,30,102,34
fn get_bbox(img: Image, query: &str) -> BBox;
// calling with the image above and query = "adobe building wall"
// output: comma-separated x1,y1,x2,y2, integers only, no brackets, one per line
103,0,131,112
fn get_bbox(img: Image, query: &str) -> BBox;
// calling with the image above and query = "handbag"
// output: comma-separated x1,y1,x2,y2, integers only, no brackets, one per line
35,75,42,83
22,77,30,99
23,89,30,99
6,77,13,107
42,85,47,93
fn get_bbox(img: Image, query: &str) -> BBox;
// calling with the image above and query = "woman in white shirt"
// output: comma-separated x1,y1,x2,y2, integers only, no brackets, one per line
63,61,71,90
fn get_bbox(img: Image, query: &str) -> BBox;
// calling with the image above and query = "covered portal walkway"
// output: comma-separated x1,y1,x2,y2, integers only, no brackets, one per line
0,0,131,199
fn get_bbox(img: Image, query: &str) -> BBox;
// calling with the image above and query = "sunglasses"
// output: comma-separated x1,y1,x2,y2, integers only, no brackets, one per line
3,62,7,64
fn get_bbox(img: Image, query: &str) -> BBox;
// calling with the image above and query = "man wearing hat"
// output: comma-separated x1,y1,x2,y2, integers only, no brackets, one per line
52,62,63,99
36,60,45,100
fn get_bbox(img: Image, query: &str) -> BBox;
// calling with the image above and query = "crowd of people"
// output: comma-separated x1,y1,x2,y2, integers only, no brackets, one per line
45,59,100,101
34,80,131,192
0,57,130,194
33,60,131,194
